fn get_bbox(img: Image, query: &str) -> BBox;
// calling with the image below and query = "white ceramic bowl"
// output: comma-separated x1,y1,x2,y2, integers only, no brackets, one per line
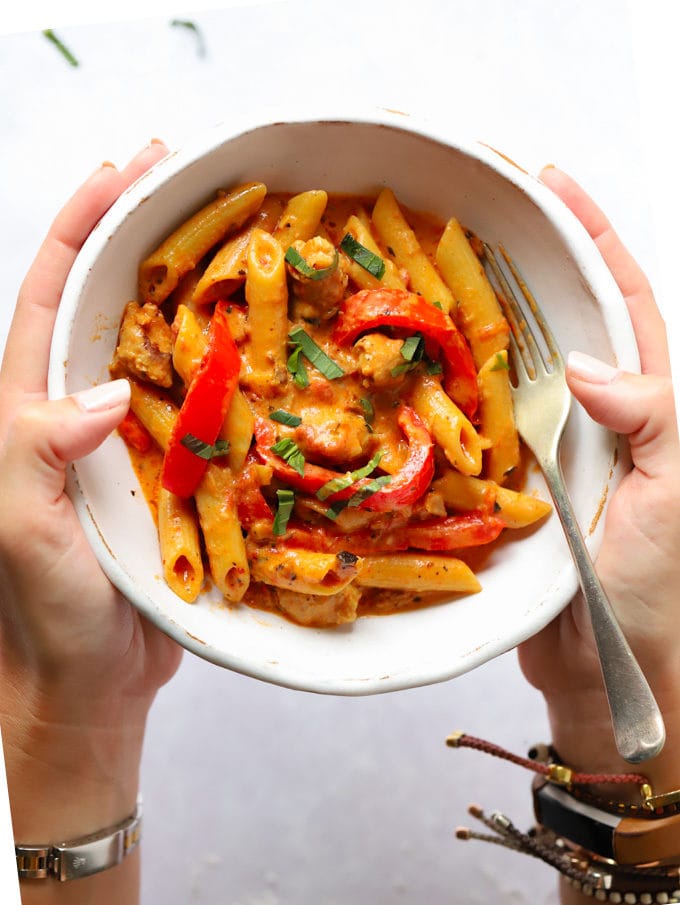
48,111,638,695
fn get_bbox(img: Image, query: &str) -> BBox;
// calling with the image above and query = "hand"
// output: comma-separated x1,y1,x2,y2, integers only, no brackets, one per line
0,143,183,870
518,167,680,785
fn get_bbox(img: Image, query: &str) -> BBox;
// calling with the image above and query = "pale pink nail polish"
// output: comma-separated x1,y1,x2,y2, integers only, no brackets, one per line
567,351,620,385
73,379,130,413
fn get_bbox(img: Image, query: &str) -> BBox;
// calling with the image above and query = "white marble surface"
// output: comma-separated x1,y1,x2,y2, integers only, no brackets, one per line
0,2,677,902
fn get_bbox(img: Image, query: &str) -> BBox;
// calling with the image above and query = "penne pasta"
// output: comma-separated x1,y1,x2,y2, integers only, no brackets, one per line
158,486,204,603
477,350,520,484
128,378,178,451
356,553,481,594
191,195,284,306
138,181,267,305
435,217,510,367
112,184,551,627
242,227,289,390
272,190,328,251
195,463,250,603
409,374,484,476
372,188,455,310
249,547,361,596
432,470,552,529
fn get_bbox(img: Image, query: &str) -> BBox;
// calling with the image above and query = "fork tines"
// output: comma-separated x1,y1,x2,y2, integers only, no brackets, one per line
482,244,564,381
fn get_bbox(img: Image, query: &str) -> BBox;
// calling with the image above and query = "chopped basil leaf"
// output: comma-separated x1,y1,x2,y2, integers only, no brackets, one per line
43,29,79,66
360,397,375,429
271,438,306,477
425,359,443,375
316,451,384,501
347,474,392,506
339,233,386,279
269,410,302,427
324,499,350,521
287,345,310,387
400,334,425,362
391,333,426,376
273,489,295,535
170,19,206,56
285,246,339,280
490,352,510,371
432,300,444,310
288,327,344,380
180,433,230,460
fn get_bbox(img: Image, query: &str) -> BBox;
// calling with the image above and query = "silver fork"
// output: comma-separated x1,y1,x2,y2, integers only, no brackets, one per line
484,245,665,764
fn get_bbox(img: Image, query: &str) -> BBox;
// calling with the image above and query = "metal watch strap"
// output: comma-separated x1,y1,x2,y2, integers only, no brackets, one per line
15,800,142,881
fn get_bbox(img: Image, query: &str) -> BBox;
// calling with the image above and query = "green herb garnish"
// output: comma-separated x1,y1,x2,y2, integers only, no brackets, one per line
271,438,306,477
339,233,386,279
359,397,375,430
287,344,310,387
269,410,302,427
170,19,206,56
347,474,392,506
180,433,230,460
316,451,384,501
490,352,510,371
288,327,345,380
285,246,339,280
43,29,79,66
273,489,295,535
391,333,426,376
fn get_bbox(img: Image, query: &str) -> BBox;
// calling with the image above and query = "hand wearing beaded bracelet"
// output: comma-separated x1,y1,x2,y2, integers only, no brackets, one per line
447,733,680,904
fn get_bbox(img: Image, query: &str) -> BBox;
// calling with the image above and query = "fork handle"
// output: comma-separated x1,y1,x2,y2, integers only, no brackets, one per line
541,457,665,764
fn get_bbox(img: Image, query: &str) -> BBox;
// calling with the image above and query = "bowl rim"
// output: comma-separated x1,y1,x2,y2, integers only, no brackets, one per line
48,110,640,694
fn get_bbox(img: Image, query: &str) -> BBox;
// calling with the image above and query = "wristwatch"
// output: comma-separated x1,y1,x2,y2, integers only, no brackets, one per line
15,800,142,881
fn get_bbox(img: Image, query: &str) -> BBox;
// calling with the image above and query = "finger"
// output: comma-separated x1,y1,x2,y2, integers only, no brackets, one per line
1,141,169,404
539,165,670,378
566,351,679,479
1,380,131,507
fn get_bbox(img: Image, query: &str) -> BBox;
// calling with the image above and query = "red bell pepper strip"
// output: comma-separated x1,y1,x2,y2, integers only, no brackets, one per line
118,409,153,453
253,405,434,512
401,512,505,550
235,452,274,528
277,510,504,554
357,405,433,511
161,302,240,498
332,288,478,419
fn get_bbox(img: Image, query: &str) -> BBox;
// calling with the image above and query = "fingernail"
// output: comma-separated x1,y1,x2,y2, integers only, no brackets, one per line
150,137,166,147
73,379,130,413
567,351,621,384
101,160,118,169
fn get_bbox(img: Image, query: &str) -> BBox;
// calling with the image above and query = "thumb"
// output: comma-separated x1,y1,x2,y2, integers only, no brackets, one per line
566,351,678,478
2,379,131,503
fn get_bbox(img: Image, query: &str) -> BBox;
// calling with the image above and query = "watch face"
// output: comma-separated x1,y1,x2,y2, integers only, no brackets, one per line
535,781,618,860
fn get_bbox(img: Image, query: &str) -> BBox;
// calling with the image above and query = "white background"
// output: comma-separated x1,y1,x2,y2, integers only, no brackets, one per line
1,1,678,902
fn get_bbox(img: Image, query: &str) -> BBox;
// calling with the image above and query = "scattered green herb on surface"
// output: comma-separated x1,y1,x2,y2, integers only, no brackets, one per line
43,29,79,66
170,19,206,56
